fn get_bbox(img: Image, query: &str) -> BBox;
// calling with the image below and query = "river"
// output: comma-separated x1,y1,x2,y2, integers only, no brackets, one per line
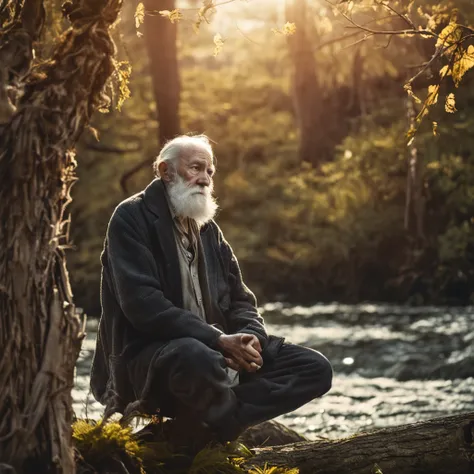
74,303,474,440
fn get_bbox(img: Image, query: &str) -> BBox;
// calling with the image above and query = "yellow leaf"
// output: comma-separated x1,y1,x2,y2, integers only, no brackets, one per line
134,2,145,29
282,22,296,36
436,22,462,54
445,93,457,113
426,84,439,107
451,45,474,87
439,65,450,78
432,121,438,136
213,33,225,57
272,22,296,36
159,8,183,23
414,84,439,126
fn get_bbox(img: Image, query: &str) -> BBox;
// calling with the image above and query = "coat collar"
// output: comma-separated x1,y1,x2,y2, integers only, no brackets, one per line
142,178,183,306
143,178,170,220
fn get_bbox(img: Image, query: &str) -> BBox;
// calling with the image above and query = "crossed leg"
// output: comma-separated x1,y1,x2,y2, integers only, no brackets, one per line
127,336,333,441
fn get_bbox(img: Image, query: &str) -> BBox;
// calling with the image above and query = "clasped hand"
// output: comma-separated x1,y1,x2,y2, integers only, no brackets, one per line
217,333,263,373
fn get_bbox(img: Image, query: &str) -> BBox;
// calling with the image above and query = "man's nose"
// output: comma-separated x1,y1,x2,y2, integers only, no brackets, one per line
197,172,210,187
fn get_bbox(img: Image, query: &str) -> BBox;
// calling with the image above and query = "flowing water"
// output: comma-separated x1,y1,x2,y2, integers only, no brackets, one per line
74,303,474,440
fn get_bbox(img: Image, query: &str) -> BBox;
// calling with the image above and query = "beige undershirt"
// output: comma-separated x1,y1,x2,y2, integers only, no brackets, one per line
164,187,239,386
173,216,207,322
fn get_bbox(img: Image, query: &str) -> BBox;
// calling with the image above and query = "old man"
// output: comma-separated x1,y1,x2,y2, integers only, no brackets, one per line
90,134,332,446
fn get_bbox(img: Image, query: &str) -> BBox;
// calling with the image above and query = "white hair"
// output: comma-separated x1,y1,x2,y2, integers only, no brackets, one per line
153,134,214,177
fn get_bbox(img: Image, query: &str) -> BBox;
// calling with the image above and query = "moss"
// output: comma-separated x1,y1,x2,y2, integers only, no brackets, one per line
73,418,148,473
73,418,299,474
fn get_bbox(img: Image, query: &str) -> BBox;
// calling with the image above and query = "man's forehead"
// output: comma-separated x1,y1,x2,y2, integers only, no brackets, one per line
180,146,214,165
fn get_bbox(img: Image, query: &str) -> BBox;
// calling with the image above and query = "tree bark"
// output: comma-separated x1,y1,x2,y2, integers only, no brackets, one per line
239,421,306,448
0,0,122,471
143,0,181,147
245,412,474,474
285,0,325,166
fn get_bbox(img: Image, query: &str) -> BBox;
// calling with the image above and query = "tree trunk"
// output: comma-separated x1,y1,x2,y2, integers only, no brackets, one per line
404,94,426,241
0,0,122,471
143,0,181,147
245,411,474,474
285,0,325,166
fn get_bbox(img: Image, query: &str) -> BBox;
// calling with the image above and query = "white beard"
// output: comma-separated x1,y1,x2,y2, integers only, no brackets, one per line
166,175,218,226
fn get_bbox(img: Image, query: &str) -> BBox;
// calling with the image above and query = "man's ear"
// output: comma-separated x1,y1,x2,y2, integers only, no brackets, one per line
158,161,171,182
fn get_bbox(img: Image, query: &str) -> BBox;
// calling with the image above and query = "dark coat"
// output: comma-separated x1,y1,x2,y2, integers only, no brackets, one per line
90,179,268,415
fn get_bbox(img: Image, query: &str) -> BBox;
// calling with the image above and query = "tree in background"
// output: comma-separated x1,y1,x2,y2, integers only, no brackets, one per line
285,0,325,165
0,0,122,471
119,0,181,192
143,0,181,146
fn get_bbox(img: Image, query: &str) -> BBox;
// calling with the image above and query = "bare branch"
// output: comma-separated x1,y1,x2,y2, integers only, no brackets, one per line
323,0,438,40
382,34,393,50
406,48,443,85
315,14,396,50
85,141,141,154
457,24,474,34
236,24,260,45
341,33,375,50
377,1,417,30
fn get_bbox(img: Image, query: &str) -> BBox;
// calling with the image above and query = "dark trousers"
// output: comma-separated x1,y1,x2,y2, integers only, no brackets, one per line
128,336,333,440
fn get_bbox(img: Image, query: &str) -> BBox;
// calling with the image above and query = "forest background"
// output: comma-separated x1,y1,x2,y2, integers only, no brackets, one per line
69,0,474,315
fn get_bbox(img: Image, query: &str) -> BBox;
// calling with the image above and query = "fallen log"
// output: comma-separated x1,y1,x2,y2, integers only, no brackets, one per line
239,420,307,447
245,411,474,474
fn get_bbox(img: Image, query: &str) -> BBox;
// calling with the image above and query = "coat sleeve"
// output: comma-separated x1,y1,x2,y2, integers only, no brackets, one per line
106,206,223,347
216,225,269,348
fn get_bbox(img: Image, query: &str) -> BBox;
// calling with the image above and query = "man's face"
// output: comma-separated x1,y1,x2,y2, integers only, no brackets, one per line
165,145,218,225
175,147,215,189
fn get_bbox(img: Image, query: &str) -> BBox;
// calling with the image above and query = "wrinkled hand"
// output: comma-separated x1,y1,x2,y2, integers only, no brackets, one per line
217,333,263,373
